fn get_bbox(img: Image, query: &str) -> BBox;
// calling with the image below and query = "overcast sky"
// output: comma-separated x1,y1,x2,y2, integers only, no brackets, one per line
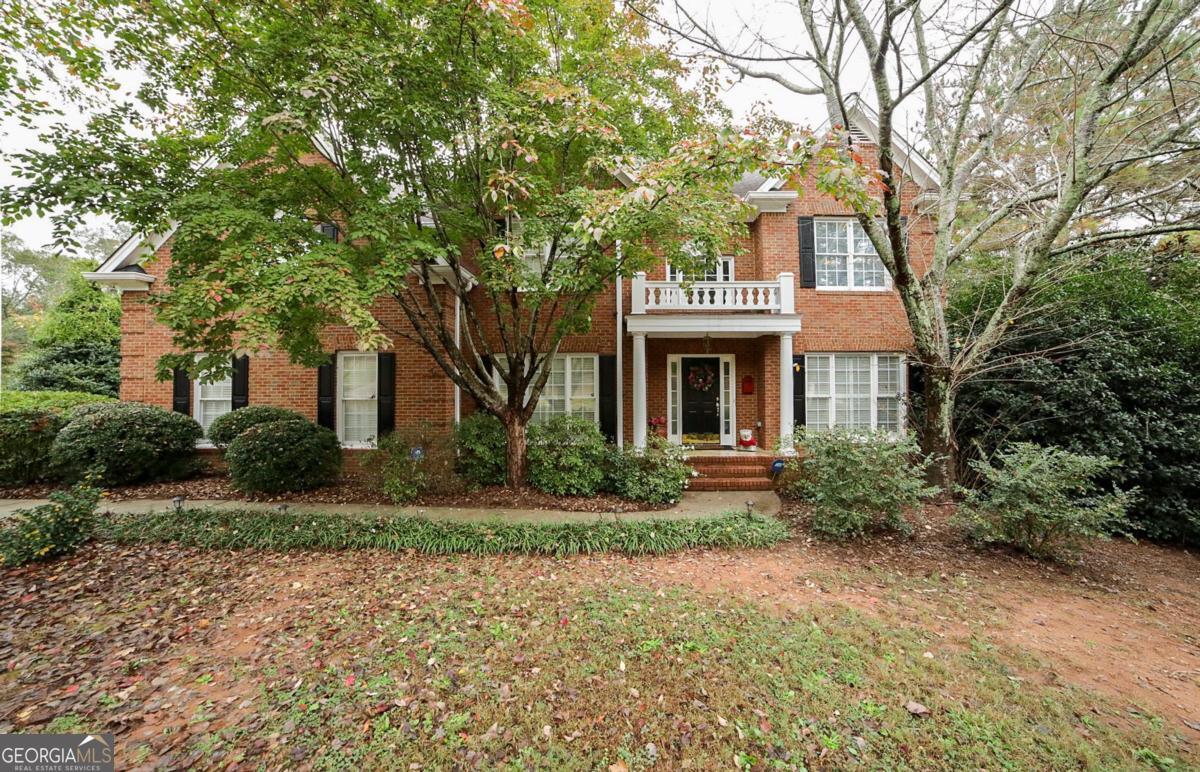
0,0,866,252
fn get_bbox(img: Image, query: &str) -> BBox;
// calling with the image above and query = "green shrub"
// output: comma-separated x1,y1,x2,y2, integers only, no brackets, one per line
366,423,464,503
952,250,1199,545
454,412,507,486
607,436,693,504
527,416,608,496
0,409,68,485
956,443,1134,562
226,418,341,493
785,430,939,540
50,402,202,485
0,390,115,413
14,339,120,397
0,483,101,567
206,406,306,448
99,507,789,556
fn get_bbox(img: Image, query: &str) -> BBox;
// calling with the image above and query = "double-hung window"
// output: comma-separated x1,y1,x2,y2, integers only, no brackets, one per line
814,219,889,290
498,354,599,425
194,365,233,436
337,352,378,446
667,255,734,283
805,353,905,433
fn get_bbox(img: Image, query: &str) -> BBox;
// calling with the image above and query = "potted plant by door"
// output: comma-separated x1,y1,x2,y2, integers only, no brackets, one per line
648,416,667,437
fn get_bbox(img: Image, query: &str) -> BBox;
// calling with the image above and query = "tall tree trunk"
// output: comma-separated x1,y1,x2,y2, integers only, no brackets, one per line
922,367,958,490
503,414,529,488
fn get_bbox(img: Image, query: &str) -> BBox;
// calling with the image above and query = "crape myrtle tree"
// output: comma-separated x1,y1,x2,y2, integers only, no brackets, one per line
2,0,872,485
646,0,1200,485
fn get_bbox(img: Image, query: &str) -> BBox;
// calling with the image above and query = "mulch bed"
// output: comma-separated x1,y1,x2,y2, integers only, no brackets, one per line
0,473,669,513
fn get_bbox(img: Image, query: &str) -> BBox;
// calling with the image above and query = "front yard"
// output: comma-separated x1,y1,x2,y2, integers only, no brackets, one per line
1,506,1196,769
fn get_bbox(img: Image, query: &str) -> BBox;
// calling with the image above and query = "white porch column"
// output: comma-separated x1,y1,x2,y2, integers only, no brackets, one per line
632,332,647,449
778,333,795,453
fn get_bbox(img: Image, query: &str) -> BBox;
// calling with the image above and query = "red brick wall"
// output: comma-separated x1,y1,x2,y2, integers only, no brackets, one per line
120,240,455,433
115,144,931,449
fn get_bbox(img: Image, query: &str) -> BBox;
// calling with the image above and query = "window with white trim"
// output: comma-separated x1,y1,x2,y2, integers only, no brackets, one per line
498,354,599,425
194,359,233,436
814,219,889,290
667,255,734,283
337,352,378,445
805,353,905,433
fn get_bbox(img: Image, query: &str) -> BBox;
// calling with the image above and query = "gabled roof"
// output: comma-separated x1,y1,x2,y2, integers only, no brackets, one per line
87,220,476,291
842,98,940,193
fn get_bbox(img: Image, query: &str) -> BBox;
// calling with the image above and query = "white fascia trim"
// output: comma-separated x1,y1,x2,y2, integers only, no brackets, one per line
627,313,802,338
81,271,156,291
744,190,798,220
844,100,941,192
97,225,179,273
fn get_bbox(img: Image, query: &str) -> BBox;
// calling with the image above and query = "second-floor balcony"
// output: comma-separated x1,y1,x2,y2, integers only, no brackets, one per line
630,272,794,314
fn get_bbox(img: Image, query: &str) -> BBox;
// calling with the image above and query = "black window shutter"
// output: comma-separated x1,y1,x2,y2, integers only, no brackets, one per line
598,354,617,442
797,217,816,288
317,360,336,430
172,368,191,415
231,355,250,410
792,355,806,428
907,359,924,399
377,353,396,438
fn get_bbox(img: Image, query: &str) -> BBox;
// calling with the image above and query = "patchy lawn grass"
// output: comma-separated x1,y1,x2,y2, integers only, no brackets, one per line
1,534,1195,769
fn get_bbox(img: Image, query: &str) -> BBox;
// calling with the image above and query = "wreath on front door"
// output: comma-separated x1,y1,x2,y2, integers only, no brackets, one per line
687,364,716,392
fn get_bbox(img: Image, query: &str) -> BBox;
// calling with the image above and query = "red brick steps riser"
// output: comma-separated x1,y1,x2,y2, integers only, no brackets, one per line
687,455,780,492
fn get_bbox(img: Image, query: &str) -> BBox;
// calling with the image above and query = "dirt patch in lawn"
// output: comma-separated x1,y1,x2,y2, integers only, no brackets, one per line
1,472,667,512
616,503,1200,738
1,510,1197,766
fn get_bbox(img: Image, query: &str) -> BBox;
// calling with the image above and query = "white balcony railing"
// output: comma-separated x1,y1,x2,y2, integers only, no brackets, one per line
631,272,794,314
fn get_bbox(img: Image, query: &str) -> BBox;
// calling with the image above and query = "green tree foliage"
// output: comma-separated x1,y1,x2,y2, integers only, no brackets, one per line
2,0,869,486
1,227,122,376
953,246,1200,544
28,271,120,347
14,339,120,396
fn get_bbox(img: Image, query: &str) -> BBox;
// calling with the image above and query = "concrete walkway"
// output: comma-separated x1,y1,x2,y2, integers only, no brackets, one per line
0,490,780,524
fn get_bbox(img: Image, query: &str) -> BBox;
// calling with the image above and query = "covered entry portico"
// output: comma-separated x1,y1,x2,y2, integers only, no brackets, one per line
626,274,802,452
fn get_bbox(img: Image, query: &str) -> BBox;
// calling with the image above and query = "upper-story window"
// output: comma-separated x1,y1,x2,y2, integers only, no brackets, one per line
814,219,889,290
667,255,734,283
316,222,340,241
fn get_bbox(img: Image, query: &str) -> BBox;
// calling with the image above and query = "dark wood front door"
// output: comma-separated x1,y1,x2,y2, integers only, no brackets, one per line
682,357,721,443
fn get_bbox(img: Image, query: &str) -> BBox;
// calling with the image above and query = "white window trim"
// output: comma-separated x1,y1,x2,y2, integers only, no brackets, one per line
804,353,906,434
813,218,892,292
665,255,735,283
193,355,233,448
495,353,601,425
336,351,379,448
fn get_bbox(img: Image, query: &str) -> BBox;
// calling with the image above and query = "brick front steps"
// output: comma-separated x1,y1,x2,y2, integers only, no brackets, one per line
688,452,780,491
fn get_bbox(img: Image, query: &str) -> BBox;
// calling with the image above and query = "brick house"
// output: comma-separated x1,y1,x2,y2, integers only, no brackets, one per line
84,109,936,486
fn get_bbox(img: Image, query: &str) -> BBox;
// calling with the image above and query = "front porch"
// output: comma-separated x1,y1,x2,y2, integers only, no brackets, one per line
626,271,802,454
